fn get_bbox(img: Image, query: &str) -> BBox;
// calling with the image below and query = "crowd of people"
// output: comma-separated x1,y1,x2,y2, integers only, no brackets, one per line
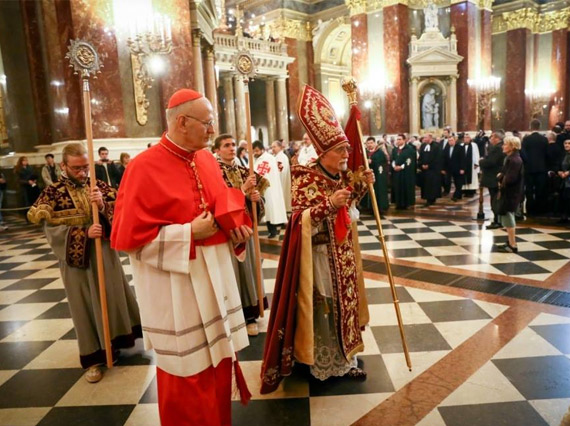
8,81,570,425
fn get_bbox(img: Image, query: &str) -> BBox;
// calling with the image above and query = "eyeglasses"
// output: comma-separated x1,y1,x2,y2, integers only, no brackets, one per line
67,165,90,173
182,114,215,128
332,146,353,154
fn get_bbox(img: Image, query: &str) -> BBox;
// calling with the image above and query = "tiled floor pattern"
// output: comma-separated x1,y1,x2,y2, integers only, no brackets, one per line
270,215,570,282
0,215,569,425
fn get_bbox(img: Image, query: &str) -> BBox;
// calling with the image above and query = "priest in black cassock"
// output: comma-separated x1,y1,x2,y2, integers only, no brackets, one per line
370,138,390,214
391,134,416,209
418,133,442,206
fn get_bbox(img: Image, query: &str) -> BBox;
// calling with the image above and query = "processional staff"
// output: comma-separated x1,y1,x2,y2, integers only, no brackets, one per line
342,76,412,371
66,40,114,368
234,50,264,318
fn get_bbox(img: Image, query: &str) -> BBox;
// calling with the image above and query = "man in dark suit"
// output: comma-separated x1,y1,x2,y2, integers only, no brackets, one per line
442,135,467,201
418,133,442,206
521,119,548,215
556,120,570,150
480,130,506,228
94,147,120,188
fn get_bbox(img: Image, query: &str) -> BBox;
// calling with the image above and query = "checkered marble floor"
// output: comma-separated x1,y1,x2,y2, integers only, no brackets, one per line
270,215,570,282
419,312,570,426
0,215,569,425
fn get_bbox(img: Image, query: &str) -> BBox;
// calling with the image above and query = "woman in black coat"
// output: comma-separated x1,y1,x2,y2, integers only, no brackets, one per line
496,136,524,253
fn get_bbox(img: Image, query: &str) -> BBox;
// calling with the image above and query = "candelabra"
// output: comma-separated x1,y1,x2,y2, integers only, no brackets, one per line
127,13,172,126
360,76,392,130
525,87,555,119
467,76,501,130
554,95,565,120
468,76,500,220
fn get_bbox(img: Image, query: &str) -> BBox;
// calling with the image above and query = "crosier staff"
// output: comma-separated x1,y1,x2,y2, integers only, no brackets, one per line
66,40,113,368
342,76,412,371
235,51,264,318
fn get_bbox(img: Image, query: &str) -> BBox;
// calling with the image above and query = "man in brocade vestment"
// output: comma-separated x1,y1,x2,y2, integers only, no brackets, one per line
260,85,373,394
214,133,270,337
27,143,142,384
111,89,253,426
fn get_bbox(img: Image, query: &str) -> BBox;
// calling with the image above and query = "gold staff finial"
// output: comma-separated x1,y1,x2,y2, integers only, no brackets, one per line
65,39,103,80
341,76,358,106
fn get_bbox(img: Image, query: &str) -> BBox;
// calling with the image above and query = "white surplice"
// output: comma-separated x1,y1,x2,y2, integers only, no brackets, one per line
128,223,249,377
254,152,288,225
275,150,292,212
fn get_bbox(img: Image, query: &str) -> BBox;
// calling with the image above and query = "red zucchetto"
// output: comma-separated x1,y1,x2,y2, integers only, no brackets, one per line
297,84,348,155
167,89,204,109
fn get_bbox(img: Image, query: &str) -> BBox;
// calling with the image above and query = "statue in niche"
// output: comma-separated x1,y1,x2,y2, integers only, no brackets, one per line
433,103,440,128
424,3,439,30
422,88,439,129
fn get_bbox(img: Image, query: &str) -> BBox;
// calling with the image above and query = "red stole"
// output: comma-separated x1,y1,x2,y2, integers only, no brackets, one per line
111,134,228,255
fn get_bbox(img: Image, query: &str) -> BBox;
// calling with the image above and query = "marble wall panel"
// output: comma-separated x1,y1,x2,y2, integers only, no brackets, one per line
155,0,193,118
68,0,126,139
536,32,552,129
567,32,570,118
21,1,52,145
0,0,40,152
286,37,304,141
383,4,409,134
450,1,477,131
368,11,384,135
352,13,370,135
550,29,567,126
505,29,530,131
40,0,80,142
491,32,507,131
480,9,492,130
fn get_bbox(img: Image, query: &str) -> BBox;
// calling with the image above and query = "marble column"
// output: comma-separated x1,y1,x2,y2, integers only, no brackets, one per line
68,0,126,139
450,1,478,131
221,75,236,137
203,45,219,134
504,28,531,131
158,0,194,115
450,76,458,131
20,0,52,145
410,77,420,135
383,4,410,134
192,29,205,94
480,8,493,130
351,13,370,135
550,29,567,127
265,78,277,143
275,78,289,142
234,75,246,141
285,38,303,140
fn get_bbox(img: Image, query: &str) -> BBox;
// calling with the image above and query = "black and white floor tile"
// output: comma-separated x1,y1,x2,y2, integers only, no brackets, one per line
0,214,568,425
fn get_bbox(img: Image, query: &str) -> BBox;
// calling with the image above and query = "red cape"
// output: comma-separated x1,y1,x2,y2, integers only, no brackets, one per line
260,211,303,394
111,134,229,252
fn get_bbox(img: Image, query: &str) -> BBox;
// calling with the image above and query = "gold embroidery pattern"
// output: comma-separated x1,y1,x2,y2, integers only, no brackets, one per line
27,177,116,227
218,160,270,219
66,226,90,269
298,86,348,154
291,163,367,360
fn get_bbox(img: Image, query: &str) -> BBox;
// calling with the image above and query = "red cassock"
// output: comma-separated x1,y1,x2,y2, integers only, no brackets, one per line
111,134,250,426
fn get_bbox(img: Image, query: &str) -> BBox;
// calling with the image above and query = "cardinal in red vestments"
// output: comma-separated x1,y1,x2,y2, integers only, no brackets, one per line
111,89,252,426
260,85,373,394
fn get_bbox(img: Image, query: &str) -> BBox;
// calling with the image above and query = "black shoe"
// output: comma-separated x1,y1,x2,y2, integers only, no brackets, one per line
267,233,277,239
451,197,459,202
498,244,518,253
486,223,502,230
